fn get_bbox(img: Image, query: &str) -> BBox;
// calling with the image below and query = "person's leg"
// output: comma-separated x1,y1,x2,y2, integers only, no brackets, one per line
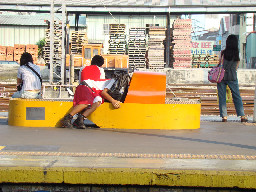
226,80,246,119
82,101,101,118
11,91,22,98
62,104,88,128
217,81,227,119
21,91,40,99
69,104,88,116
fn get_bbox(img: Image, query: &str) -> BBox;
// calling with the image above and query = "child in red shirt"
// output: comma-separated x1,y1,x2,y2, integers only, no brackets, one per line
62,55,120,129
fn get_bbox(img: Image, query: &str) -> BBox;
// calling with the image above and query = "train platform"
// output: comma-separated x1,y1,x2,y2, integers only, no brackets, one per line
0,112,256,190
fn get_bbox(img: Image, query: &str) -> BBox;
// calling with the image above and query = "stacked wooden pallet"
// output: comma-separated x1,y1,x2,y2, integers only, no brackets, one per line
6,46,14,61
14,44,25,63
207,54,219,66
43,21,62,67
108,24,126,55
171,19,192,68
70,31,88,54
0,46,6,61
192,54,219,68
147,27,166,69
128,28,147,71
26,44,38,64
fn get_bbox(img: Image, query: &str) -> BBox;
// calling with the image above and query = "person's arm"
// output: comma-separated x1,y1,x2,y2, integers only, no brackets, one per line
16,67,22,88
236,60,240,70
101,88,121,109
17,78,22,86
219,50,222,62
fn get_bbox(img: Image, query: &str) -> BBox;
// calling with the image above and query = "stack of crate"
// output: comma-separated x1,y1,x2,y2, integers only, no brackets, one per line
192,54,219,68
207,54,219,67
43,21,62,67
147,26,166,69
6,46,14,61
171,19,192,68
26,44,38,64
14,44,25,63
70,31,88,54
0,46,6,61
192,54,201,68
108,24,126,55
128,28,147,71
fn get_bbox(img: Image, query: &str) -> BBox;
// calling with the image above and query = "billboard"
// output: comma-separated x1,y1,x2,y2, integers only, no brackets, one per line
191,41,215,55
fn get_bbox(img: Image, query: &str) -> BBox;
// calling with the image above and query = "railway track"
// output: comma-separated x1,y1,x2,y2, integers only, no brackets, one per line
167,84,255,115
0,83,255,115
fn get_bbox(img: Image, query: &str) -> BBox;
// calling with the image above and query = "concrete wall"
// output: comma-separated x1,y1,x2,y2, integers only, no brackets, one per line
164,68,256,85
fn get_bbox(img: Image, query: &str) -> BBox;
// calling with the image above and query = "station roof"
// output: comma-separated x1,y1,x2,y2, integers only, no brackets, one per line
0,14,86,26
0,0,256,14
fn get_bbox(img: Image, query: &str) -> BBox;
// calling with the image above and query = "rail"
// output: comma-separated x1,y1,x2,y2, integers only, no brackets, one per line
42,84,76,100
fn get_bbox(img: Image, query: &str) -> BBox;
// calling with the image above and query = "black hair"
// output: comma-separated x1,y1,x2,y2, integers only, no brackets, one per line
222,34,240,61
91,55,104,67
20,52,33,66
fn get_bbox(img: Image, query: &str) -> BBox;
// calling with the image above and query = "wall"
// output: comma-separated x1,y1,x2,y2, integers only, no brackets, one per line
0,25,85,47
0,26,46,46
165,68,256,85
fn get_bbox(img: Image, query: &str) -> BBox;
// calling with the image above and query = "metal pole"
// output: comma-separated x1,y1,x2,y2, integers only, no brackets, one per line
50,0,54,84
253,86,256,122
65,13,69,85
70,54,74,85
61,0,66,85
165,12,171,68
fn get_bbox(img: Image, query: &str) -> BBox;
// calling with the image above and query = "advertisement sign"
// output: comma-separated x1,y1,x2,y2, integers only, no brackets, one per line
213,45,221,51
191,41,215,55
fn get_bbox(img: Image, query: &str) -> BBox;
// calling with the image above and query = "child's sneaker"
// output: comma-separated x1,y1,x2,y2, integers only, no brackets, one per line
73,114,86,129
62,114,73,128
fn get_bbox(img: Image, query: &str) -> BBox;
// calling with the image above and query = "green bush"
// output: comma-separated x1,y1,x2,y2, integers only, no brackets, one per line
36,38,46,57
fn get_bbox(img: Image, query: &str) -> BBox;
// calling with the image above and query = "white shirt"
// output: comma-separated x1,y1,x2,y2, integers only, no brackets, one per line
17,62,41,91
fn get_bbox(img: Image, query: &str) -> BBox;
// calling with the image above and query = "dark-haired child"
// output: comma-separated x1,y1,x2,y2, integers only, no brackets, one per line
62,55,120,129
12,52,42,99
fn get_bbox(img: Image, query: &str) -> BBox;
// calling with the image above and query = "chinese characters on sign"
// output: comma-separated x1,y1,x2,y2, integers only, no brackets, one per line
191,41,215,55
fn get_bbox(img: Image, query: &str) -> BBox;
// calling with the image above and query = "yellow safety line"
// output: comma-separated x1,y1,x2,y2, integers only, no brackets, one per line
0,167,256,189
0,151,256,160
0,146,5,150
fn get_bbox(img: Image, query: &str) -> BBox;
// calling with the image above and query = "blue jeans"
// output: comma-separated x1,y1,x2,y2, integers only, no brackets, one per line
217,80,245,117
12,90,41,99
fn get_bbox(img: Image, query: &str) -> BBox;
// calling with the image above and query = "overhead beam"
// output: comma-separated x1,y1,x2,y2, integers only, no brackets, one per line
0,4,256,14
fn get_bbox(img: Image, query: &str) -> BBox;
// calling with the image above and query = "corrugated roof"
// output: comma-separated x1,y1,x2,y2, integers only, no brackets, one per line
0,14,86,26
0,0,169,6
0,0,255,14
0,0,255,6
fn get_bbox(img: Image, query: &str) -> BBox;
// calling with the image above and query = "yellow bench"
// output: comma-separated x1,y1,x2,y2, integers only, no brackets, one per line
8,71,201,129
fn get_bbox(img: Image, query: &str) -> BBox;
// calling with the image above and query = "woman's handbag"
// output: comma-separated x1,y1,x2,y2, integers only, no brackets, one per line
208,56,225,83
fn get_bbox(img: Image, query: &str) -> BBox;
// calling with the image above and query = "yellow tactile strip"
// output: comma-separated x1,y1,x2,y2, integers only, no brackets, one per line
0,151,256,160
0,146,5,150
1,167,256,189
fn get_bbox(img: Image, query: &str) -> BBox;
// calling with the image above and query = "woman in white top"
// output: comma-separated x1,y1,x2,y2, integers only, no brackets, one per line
12,52,42,99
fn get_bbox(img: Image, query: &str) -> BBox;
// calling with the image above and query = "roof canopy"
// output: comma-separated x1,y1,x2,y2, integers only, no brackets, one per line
0,0,255,14
0,14,86,26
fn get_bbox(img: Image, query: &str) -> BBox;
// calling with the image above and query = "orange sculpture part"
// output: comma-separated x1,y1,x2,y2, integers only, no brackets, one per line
124,71,166,104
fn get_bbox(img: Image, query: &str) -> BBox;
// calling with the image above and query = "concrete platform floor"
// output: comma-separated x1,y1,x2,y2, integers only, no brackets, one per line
0,114,256,189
